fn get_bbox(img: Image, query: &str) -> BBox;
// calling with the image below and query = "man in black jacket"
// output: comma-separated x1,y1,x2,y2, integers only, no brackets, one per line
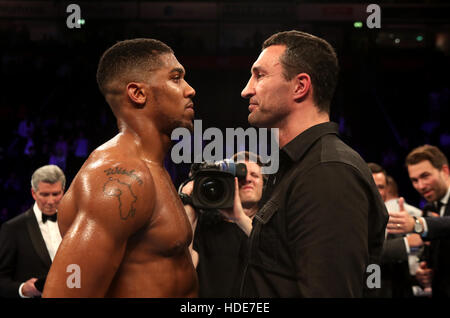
239,30,388,297
0,165,65,298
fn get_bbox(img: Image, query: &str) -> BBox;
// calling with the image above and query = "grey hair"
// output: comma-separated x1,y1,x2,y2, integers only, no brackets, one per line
31,165,66,192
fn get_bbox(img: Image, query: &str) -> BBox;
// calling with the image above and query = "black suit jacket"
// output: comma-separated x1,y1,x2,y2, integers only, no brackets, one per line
425,203,450,298
0,208,52,298
379,234,414,298
424,215,450,240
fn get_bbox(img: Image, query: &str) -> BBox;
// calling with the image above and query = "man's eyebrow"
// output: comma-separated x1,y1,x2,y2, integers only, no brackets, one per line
251,65,262,74
170,67,185,74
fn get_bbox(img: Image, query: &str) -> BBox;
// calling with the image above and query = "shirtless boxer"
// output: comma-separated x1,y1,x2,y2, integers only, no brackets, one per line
42,39,198,297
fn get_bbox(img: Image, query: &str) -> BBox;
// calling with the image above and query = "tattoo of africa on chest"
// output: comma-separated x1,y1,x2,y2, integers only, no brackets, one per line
102,167,143,220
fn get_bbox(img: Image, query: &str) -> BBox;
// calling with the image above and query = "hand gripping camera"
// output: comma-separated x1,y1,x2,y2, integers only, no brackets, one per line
189,159,247,209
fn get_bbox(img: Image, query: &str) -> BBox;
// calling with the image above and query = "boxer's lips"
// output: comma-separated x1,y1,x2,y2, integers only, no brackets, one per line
185,103,194,115
241,185,253,191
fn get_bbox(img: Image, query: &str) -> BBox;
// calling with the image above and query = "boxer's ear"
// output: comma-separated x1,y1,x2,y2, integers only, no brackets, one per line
126,82,146,108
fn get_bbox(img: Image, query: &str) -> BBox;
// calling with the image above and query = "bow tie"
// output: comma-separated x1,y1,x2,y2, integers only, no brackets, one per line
42,213,57,223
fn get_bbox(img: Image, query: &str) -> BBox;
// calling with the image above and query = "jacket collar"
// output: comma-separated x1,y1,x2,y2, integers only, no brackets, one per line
281,122,340,163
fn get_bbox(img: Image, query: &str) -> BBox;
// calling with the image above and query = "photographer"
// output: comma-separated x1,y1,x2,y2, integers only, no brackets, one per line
181,151,266,297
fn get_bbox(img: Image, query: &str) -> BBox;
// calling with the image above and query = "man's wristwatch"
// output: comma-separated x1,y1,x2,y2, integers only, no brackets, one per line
413,216,424,234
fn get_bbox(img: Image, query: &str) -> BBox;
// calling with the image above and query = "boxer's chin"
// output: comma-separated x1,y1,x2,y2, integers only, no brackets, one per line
169,119,194,135
179,119,194,133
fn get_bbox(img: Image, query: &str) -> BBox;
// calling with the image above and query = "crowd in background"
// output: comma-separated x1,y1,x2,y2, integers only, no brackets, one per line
1,21,449,224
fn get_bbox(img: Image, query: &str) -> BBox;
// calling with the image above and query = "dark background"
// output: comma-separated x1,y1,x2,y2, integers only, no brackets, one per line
0,0,449,223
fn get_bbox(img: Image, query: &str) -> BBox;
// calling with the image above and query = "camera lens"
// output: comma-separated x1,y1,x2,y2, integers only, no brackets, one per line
201,178,224,202
191,171,235,209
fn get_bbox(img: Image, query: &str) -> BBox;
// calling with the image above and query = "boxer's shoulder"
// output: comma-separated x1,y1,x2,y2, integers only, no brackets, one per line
67,140,156,232
79,134,154,188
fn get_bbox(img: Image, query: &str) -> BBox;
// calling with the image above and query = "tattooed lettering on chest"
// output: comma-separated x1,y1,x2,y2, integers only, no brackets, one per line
104,167,143,185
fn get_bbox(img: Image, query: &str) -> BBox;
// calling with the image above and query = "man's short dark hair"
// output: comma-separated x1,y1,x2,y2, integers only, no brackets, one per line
386,175,399,198
96,38,173,96
405,144,449,170
262,30,339,114
368,162,387,177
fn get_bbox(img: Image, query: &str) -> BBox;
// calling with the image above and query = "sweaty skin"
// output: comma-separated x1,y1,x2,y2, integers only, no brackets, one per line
43,49,198,298
43,133,198,297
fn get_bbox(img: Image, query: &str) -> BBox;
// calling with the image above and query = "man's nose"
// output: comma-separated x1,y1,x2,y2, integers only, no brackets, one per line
241,78,254,99
417,179,427,191
185,81,196,98
244,174,253,184
47,196,56,205
239,177,249,187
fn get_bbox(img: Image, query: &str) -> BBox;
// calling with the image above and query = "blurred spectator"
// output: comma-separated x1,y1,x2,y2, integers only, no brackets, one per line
48,148,66,171
72,131,88,159
17,116,34,140
54,135,68,159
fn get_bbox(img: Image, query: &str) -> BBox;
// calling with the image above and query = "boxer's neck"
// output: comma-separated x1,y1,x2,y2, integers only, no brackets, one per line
117,117,170,166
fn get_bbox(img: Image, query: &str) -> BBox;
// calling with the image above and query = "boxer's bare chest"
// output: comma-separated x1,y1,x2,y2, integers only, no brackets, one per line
137,164,192,256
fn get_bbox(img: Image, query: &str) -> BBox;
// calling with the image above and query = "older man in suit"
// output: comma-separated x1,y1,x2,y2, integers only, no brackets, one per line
0,165,65,298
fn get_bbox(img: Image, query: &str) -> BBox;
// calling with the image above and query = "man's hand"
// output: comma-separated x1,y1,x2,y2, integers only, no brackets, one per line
416,261,433,288
407,233,424,248
219,178,252,236
219,178,245,222
387,197,415,234
21,278,42,298
181,180,194,197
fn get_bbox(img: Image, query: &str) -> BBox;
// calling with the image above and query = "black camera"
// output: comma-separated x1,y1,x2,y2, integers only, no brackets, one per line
190,160,247,209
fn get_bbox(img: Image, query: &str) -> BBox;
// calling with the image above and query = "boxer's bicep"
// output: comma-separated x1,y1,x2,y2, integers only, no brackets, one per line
43,164,154,297
43,208,127,297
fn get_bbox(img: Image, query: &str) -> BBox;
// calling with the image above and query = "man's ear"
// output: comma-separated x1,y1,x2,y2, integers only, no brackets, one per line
292,73,312,103
126,82,147,108
441,164,450,177
31,188,37,201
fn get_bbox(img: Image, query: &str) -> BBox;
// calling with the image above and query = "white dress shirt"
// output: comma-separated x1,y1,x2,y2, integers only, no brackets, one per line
33,202,62,260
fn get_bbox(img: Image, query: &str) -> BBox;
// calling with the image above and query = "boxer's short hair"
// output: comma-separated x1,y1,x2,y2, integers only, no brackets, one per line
96,38,173,96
